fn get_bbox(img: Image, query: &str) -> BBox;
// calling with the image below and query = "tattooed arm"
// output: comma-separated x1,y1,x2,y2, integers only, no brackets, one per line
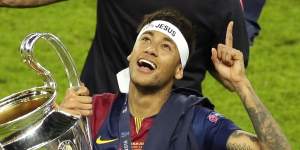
0,0,64,7
225,79,290,150
227,130,260,150
211,21,291,150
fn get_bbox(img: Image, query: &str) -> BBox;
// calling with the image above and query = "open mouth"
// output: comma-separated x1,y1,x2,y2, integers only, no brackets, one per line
137,59,157,71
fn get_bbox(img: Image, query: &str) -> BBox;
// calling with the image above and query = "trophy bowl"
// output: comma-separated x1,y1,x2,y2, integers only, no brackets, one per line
0,86,56,142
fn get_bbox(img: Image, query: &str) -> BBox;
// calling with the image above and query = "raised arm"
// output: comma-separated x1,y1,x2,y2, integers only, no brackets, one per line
211,21,291,150
208,0,249,91
0,0,64,7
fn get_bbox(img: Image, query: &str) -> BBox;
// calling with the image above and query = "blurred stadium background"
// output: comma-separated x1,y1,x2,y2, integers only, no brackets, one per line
0,0,299,149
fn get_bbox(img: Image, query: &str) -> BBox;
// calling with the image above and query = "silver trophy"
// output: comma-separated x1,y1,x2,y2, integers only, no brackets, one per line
0,33,93,150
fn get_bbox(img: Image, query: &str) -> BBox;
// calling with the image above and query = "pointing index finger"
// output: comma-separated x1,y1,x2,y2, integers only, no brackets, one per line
225,21,234,48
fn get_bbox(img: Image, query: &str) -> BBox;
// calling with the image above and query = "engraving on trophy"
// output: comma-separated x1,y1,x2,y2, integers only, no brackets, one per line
58,140,75,150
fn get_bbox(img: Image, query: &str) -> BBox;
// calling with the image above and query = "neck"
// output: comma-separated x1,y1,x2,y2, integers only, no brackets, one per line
128,82,173,118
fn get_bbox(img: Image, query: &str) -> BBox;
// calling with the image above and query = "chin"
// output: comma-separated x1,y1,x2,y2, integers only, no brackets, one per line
133,78,156,87
135,84,160,93
131,76,157,88
132,78,173,93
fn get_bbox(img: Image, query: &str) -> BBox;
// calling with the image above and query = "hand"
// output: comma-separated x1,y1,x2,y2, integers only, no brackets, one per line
59,86,92,117
211,21,248,91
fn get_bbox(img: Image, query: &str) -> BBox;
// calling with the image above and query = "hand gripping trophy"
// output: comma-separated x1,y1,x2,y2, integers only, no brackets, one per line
0,33,92,150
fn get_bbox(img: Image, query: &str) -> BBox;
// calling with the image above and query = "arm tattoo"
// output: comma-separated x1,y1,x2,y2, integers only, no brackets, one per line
227,143,252,150
237,84,291,150
227,130,260,150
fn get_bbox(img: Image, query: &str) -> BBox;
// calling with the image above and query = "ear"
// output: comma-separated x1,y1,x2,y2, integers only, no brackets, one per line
127,54,132,61
174,64,183,80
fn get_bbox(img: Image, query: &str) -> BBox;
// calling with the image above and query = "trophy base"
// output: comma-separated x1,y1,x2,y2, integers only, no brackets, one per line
2,112,90,150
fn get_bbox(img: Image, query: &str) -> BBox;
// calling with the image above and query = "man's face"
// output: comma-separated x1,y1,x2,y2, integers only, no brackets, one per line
128,30,183,89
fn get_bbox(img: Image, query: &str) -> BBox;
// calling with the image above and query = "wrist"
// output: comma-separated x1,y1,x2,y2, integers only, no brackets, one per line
234,78,252,95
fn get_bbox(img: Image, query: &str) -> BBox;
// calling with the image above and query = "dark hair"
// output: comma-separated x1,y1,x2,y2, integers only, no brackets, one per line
137,8,195,56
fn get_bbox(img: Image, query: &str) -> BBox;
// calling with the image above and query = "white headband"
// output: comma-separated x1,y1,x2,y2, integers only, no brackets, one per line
137,20,189,68
117,20,189,93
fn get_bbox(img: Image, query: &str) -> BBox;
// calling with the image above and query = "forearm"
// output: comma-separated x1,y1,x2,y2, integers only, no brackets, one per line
236,80,291,150
0,0,64,7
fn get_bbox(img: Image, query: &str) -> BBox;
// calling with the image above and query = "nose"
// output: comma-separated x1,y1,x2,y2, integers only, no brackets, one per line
144,45,158,57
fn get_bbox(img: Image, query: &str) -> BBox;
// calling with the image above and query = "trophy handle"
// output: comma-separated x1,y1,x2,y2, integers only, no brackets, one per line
20,33,92,150
20,33,80,89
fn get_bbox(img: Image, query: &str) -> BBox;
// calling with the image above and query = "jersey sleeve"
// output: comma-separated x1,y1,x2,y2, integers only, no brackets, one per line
192,107,240,150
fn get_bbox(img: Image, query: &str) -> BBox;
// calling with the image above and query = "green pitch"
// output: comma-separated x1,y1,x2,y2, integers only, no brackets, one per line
0,0,299,149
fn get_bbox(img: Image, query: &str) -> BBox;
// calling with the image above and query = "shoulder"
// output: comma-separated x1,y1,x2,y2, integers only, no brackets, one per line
192,107,240,149
93,93,119,102
91,92,126,118
92,93,120,115
90,93,122,139
172,88,215,110
192,106,225,128
192,107,238,131
92,93,120,117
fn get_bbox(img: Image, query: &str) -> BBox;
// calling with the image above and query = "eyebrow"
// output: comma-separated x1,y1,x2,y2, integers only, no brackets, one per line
163,37,176,46
142,31,176,45
142,31,153,36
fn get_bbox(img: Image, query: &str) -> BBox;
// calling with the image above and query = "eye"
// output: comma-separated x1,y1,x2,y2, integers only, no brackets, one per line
141,36,150,43
162,43,171,51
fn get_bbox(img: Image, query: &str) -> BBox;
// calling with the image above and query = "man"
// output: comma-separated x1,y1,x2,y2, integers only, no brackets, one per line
81,0,249,95
0,0,250,96
60,9,290,150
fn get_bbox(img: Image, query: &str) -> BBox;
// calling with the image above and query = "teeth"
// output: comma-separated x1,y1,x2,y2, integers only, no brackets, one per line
139,59,156,69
